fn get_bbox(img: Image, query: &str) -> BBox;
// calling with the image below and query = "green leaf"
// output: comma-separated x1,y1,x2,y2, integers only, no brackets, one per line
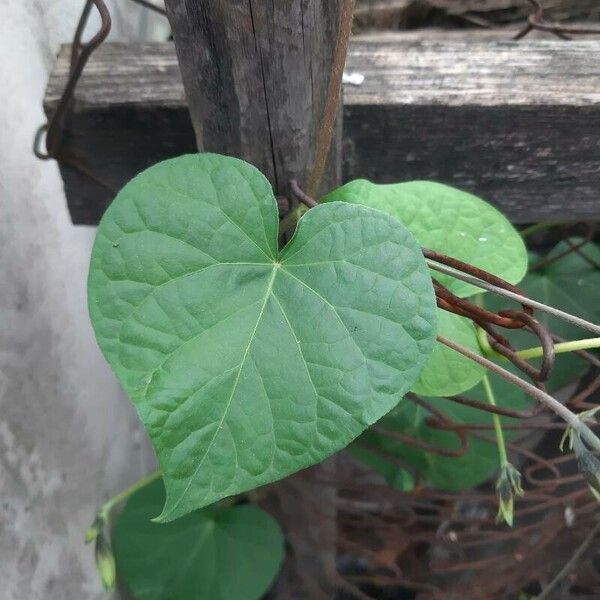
346,445,414,491
321,179,512,395
320,179,527,298
521,239,600,337
363,372,531,491
88,153,437,521
411,310,486,397
113,479,283,600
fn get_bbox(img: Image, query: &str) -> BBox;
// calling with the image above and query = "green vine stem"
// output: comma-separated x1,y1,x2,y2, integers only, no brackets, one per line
482,374,508,466
473,292,600,363
438,335,600,453
519,220,571,238
483,373,524,526
278,204,307,240
85,470,161,591
95,470,161,522
482,336,600,361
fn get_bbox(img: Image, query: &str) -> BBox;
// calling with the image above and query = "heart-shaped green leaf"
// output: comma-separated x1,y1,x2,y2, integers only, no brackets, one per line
322,179,520,396
88,154,437,521
113,479,283,600
320,179,527,298
411,310,485,397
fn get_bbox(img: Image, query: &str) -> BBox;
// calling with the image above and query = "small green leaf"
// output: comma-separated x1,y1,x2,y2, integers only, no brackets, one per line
113,479,283,600
88,154,437,521
411,310,485,397
320,179,527,298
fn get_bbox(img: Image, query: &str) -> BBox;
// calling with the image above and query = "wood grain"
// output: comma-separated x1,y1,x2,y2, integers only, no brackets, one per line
353,0,600,28
164,0,342,197
44,33,600,223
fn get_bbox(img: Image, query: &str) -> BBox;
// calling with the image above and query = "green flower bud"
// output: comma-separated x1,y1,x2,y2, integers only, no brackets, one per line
573,434,600,501
561,407,600,453
94,534,116,591
495,463,524,527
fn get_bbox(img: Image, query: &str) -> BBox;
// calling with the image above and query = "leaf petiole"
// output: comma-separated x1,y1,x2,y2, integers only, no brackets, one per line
519,220,572,239
482,374,508,466
278,205,307,240
481,336,600,361
99,470,162,518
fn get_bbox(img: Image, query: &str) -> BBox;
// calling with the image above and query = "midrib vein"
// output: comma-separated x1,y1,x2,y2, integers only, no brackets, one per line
165,266,278,516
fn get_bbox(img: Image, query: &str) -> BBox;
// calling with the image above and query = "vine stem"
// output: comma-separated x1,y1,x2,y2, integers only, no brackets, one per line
485,337,600,361
99,470,161,516
437,336,600,453
305,0,354,198
482,374,508,466
278,205,306,239
426,259,600,336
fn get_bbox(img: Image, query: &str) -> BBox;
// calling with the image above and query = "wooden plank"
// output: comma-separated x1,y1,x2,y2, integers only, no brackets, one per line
162,1,344,598
44,33,600,224
354,0,600,29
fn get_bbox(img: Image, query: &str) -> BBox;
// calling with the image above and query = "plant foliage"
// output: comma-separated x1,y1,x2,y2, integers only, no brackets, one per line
113,479,283,600
88,154,437,521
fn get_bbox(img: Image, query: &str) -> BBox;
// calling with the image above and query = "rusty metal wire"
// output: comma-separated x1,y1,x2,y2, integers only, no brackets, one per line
515,0,600,40
33,0,167,168
290,179,318,208
333,446,600,599
34,0,111,160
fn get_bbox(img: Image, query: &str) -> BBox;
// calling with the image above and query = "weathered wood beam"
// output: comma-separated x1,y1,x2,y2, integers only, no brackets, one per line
45,33,600,224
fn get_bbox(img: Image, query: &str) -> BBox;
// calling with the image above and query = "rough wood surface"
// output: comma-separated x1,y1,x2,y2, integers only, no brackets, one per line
354,0,600,29
162,1,344,598
45,33,600,223
164,0,342,198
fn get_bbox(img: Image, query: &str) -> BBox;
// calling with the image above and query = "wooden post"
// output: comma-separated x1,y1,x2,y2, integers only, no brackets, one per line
163,1,345,596
164,0,342,199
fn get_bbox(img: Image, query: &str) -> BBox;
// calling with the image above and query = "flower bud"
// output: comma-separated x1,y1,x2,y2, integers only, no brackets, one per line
94,534,116,591
495,463,523,527
573,434,600,501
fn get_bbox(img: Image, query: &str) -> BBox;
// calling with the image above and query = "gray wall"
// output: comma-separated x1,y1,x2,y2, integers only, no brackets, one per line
0,2,168,598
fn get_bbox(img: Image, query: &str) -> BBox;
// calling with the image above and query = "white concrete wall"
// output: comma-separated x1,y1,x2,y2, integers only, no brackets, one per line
0,2,167,598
